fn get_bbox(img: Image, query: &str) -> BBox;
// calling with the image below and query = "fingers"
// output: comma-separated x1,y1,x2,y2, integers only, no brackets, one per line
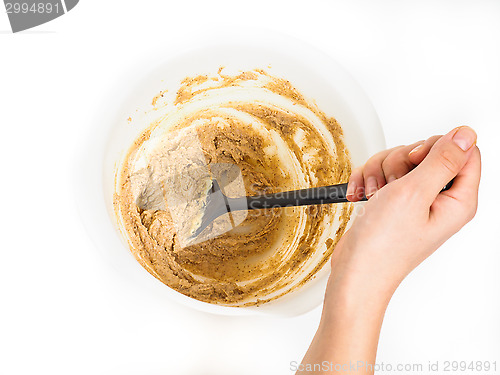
362,146,404,198
346,166,365,202
447,145,481,203
404,126,478,205
346,146,400,202
431,145,481,223
408,135,442,165
347,141,424,202
347,127,477,204
380,140,424,182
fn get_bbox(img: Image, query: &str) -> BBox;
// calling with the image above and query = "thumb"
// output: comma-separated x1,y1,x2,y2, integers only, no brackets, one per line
404,126,477,204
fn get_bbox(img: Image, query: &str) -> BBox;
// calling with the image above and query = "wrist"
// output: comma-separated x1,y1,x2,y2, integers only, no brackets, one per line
322,243,397,323
313,262,392,367
323,271,392,319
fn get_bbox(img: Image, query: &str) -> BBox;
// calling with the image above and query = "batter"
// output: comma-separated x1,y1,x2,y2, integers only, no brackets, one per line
114,68,352,306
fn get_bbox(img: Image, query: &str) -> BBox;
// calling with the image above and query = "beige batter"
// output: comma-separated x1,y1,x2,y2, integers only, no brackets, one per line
114,68,352,306
129,125,217,244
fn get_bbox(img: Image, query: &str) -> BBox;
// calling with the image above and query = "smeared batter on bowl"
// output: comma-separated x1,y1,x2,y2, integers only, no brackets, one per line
114,68,352,306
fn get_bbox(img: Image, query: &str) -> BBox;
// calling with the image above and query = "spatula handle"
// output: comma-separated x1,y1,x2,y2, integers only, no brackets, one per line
238,179,454,211
241,183,356,210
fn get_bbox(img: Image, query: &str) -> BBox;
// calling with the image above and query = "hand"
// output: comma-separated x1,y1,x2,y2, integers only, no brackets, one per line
298,127,481,374
332,126,481,298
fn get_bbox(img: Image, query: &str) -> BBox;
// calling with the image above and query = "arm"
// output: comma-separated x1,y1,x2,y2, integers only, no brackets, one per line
297,126,481,374
298,266,390,374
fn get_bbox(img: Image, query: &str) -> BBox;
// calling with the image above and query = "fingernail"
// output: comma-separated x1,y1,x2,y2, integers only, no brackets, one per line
387,175,397,183
365,176,378,198
452,126,477,151
409,144,423,156
346,180,357,197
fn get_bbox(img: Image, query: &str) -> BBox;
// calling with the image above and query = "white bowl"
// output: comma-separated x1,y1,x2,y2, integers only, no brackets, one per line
76,31,385,317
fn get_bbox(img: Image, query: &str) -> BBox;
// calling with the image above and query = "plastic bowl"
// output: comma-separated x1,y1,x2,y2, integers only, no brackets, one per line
76,31,385,317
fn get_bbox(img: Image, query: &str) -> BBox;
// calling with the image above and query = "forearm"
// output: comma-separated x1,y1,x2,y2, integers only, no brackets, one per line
297,252,394,374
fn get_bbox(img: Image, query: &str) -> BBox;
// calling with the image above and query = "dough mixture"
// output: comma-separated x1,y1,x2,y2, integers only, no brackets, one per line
114,68,353,306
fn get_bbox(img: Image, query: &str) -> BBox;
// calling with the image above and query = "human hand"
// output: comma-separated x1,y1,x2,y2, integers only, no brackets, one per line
330,126,481,299
299,127,480,374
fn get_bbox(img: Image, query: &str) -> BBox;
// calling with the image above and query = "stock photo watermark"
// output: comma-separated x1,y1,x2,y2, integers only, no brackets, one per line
290,360,498,373
3,0,79,32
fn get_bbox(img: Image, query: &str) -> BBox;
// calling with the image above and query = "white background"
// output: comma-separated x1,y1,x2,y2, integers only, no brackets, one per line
1,1,499,374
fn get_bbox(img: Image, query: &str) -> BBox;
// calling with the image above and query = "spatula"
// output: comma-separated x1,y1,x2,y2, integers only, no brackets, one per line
190,178,454,240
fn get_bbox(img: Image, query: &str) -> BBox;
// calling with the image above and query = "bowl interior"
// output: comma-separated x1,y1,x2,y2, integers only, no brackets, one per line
85,34,385,317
